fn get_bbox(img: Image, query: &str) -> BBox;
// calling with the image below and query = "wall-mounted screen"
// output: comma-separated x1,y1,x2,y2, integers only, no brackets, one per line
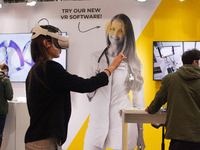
0,33,67,82
153,41,200,80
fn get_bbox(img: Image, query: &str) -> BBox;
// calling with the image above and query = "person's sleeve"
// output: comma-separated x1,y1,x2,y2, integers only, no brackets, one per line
46,61,109,93
147,79,168,114
4,78,13,101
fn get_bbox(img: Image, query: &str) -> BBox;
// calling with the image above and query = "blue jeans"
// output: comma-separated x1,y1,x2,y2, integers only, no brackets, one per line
0,114,7,148
169,139,200,150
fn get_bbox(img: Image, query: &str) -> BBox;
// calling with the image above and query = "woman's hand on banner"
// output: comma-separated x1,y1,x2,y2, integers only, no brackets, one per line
104,53,126,76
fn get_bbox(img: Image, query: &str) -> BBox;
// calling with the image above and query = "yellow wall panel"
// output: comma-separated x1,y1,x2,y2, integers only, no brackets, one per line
136,0,200,149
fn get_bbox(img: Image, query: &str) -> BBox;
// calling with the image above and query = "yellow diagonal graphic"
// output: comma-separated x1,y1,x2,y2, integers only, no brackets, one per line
67,115,90,150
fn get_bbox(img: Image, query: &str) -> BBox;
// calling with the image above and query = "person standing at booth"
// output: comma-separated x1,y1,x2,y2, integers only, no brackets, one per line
145,49,200,150
24,19,126,150
0,62,13,148
84,14,145,150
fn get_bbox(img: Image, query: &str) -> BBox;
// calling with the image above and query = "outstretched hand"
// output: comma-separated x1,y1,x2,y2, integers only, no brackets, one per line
111,52,127,70
104,53,126,76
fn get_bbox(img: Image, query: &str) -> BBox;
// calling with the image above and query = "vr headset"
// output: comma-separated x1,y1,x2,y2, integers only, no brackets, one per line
31,20,69,49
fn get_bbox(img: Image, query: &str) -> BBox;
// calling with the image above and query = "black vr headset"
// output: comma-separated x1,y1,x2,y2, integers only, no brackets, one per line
31,19,69,49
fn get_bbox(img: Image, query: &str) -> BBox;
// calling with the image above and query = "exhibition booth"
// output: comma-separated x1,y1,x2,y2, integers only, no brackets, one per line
1,0,200,149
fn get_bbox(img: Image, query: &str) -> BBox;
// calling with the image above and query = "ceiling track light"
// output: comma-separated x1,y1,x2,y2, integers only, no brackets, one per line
26,0,36,6
136,0,147,2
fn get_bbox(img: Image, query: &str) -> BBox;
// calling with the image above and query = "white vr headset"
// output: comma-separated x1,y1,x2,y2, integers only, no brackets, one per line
31,22,69,49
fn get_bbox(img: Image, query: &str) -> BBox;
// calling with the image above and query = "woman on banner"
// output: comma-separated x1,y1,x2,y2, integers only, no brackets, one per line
84,14,145,150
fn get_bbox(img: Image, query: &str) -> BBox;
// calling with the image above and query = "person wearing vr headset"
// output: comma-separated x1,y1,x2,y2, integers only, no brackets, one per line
24,19,126,150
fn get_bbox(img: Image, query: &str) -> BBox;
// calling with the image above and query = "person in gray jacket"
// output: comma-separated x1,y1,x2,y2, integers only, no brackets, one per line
145,48,200,150
0,63,13,148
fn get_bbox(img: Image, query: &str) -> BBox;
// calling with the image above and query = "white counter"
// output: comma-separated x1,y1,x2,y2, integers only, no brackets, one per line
1,102,30,150
122,108,167,150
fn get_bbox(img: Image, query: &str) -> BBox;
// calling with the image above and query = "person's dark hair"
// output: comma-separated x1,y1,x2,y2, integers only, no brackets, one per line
182,48,200,65
27,25,60,97
31,25,60,63
0,63,9,72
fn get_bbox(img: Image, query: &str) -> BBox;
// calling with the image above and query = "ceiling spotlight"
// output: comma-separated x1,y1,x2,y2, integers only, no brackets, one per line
136,0,147,2
26,0,37,6
179,0,185,1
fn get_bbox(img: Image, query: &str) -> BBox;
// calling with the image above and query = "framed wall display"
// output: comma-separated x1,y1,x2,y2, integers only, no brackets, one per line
153,41,200,80
0,33,67,82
